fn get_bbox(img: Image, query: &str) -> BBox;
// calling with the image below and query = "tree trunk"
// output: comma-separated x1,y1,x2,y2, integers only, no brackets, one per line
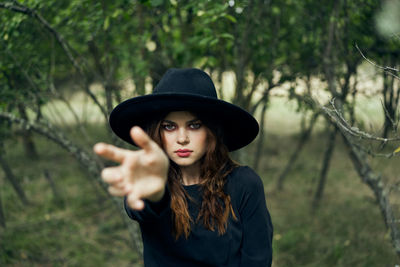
134,75,147,96
341,132,400,259
382,69,396,139
0,153,29,205
311,126,337,211
349,73,358,125
17,103,38,159
0,187,5,228
253,100,268,172
44,169,65,207
217,69,224,100
276,112,319,191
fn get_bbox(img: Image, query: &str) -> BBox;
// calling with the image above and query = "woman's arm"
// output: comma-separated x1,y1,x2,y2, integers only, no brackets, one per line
237,167,273,267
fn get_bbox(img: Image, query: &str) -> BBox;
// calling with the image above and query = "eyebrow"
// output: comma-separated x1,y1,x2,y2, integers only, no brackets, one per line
162,119,201,124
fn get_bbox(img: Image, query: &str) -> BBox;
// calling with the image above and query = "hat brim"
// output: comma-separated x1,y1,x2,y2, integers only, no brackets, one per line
109,93,259,151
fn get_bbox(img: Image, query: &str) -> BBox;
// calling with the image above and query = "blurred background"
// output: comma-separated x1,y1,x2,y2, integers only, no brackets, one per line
1,0,400,266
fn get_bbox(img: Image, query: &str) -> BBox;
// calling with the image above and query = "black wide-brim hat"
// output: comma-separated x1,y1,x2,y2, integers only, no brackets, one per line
109,68,259,151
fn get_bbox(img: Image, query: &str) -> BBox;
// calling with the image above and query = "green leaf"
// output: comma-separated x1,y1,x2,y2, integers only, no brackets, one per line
151,0,163,7
219,33,234,39
103,16,110,30
209,38,219,47
224,14,237,23
272,6,280,15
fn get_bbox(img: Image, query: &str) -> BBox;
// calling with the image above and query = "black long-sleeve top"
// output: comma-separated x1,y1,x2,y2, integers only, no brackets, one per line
124,166,273,267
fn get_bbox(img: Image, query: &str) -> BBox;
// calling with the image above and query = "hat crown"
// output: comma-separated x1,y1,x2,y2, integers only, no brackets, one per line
153,68,218,99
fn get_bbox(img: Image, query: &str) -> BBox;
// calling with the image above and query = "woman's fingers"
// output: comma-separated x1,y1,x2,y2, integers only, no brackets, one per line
101,166,124,185
130,126,157,153
93,142,127,163
127,193,145,210
108,184,131,197
102,166,134,196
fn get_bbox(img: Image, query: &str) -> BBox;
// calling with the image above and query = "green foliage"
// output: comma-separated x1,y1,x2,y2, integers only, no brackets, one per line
0,0,393,105
1,0,400,265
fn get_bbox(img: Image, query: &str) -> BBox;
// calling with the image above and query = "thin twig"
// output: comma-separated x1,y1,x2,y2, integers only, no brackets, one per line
324,98,400,142
380,98,398,130
355,43,400,82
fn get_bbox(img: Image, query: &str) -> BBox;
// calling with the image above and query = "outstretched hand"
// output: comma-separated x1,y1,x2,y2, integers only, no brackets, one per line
93,126,169,210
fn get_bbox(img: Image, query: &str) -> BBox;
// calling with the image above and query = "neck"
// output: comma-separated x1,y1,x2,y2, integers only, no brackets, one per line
180,162,201,186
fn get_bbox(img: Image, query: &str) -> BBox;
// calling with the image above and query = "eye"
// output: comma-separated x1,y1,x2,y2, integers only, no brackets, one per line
189,122,202,129
162,123,176,131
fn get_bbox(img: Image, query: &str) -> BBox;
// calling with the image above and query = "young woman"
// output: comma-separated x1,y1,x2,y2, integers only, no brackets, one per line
94,68,273,267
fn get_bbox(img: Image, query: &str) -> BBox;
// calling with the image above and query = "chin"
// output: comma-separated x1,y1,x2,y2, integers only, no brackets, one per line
173,158,198,167
176,161,195,167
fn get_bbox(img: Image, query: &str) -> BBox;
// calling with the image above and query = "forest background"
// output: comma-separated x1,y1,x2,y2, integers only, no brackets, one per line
1,0,400,266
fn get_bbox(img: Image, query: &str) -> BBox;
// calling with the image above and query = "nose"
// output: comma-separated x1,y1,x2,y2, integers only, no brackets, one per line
177,128,189,145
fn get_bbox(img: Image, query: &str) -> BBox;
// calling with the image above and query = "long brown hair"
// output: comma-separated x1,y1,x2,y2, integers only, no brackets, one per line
145,112,238,239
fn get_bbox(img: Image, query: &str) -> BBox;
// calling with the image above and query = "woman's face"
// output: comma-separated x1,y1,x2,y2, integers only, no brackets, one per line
161,111,208,169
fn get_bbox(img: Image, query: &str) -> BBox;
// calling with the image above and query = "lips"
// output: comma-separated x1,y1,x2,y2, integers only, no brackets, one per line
175,149,193,157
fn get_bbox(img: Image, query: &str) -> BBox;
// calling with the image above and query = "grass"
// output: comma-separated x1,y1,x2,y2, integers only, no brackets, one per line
1,102,399,266
255,131,399,266
0,135,142,266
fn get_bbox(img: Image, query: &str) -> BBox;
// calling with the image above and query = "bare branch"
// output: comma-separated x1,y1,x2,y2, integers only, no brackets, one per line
0,111,104,179
339,129,400,256
355,43,400,80
0,1,108,120
349,139,399,159
0,2,80,73
316,94,400,257
250,82,279,115
381,98,398,131
322,98,400,142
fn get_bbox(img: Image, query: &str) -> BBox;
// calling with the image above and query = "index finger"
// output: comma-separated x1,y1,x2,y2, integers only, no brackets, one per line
130,126,158,152
93,142,128,163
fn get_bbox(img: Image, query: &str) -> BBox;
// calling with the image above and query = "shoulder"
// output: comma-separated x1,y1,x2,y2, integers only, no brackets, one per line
227,166,264,195
228,166,263,187
227,166,267,215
